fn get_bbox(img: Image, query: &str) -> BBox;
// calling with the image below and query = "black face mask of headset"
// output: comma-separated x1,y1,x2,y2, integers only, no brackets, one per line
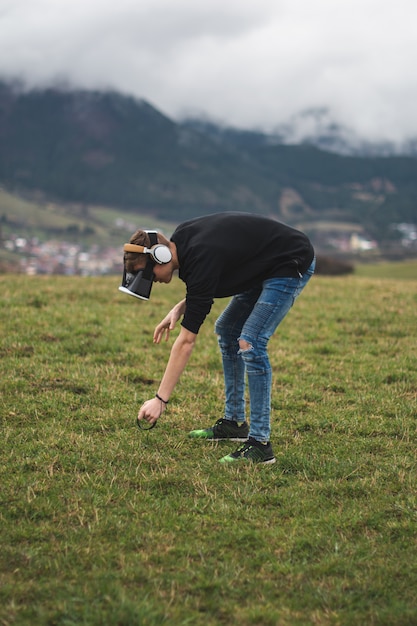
119,255,155,301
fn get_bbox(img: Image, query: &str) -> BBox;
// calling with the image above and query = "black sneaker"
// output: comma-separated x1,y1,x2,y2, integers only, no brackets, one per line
188,418,249,441
219,437,276,464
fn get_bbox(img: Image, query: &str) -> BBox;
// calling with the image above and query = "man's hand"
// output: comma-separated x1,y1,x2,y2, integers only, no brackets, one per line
137,396,166,428
153,299,186,344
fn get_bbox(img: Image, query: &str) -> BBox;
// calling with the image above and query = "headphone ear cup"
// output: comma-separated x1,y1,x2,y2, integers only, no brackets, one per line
151,244,172,264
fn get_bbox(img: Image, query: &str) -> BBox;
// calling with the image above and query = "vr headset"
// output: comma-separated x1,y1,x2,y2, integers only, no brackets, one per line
118,231,172,301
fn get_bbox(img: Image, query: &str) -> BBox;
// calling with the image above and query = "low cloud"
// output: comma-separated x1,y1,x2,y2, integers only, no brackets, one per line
1,0,416,141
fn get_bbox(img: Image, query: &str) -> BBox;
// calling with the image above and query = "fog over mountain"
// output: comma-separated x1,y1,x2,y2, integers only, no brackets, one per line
1,0,417,145
183,107,417,158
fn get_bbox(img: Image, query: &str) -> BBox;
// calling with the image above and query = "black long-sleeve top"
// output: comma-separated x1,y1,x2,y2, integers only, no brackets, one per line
170,212,315,334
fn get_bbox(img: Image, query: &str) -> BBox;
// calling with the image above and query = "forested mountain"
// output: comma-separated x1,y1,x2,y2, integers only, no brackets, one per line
0,81,416,242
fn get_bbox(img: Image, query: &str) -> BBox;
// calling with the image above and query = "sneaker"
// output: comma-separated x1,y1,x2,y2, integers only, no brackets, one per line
219,437,276,464
188,418,249,441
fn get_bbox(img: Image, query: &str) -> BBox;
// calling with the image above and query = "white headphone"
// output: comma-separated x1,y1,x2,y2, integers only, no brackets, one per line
123,242,172,264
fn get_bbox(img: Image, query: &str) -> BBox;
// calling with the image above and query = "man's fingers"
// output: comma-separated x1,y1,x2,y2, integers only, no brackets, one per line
153,322,165,343
153,320,172,343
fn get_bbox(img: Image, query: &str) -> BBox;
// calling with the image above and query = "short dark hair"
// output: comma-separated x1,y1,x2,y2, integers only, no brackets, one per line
124,230,150,272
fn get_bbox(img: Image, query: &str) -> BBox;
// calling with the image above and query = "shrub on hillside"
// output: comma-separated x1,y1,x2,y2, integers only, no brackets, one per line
315,255,354,276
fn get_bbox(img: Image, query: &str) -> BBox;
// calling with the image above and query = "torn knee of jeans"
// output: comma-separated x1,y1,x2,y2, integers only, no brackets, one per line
238,338,253,354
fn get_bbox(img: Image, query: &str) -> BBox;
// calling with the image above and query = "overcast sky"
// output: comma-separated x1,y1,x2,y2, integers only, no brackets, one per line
1,0,416,142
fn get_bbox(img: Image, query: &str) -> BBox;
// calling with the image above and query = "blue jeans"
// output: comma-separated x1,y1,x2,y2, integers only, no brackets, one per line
214,258,315,442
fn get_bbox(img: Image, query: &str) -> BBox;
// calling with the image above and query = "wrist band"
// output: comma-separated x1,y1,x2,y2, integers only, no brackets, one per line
155,393,169,405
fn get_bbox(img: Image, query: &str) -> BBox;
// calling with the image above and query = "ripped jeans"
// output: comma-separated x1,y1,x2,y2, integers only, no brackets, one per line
214,258,315,442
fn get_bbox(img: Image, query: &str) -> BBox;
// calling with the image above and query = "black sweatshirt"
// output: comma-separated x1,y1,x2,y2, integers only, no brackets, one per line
170,212,315,334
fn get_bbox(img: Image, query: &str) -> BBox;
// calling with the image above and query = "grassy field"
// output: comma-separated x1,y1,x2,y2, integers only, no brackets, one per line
355,259,417,281
1,273,417,625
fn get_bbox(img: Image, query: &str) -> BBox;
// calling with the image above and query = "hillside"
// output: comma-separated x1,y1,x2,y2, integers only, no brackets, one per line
0,81,416,247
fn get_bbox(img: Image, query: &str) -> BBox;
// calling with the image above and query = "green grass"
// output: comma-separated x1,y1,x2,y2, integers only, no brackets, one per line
1,274,417,625
355,259,417,280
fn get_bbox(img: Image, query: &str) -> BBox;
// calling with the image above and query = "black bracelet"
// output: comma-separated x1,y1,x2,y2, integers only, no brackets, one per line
155,393,169,405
